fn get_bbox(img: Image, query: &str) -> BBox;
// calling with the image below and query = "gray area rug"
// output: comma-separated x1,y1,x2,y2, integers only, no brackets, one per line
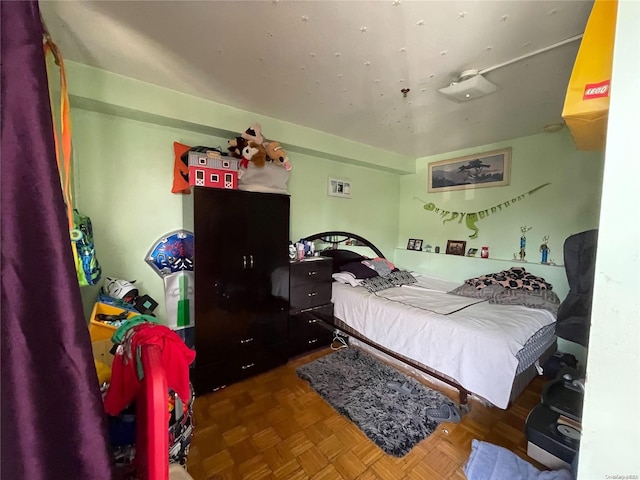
296,348,457,457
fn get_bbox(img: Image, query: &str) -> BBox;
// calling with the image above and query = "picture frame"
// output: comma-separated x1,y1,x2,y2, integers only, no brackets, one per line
406,239,416,250
446,240,467,256
414,239,423,251
466,248,478,257
328,178,352,198
427,147,511,193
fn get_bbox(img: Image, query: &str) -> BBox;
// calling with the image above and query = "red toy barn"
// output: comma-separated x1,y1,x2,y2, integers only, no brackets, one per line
188,165,238,189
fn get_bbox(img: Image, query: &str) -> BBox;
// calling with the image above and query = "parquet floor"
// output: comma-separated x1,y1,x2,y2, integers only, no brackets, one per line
186,347,546,479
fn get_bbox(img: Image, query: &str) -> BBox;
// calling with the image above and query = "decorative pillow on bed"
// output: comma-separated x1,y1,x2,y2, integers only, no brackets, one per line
388,270,417,286
489,289,561,315
449,283,506,299
465,267,553,291
340,261,379,279
361,257,396,277
332,272,364,287
320,249,367,273
360,270,417,292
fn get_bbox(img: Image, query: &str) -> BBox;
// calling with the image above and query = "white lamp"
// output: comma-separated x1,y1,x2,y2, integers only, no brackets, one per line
438,70,497,103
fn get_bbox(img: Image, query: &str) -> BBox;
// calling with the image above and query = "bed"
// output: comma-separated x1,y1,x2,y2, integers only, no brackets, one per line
304,231,560,409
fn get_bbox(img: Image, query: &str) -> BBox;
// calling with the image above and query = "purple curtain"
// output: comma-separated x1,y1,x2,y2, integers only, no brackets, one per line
1,2,113,479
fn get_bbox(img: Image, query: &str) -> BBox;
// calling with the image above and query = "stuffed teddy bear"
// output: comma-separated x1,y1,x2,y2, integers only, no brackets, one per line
227,136,247,159
265,141,292,171
241,123,264,145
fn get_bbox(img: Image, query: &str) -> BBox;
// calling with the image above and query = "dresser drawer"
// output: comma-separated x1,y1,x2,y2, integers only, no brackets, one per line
290,304,334,335
290,282,332,312
193,343,288,395
196,309,288,364
289,304,334,357
290,258,332,287
289,329,333,358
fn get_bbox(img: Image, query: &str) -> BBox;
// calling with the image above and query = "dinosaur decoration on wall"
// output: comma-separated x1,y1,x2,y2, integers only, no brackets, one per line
414,183,551,239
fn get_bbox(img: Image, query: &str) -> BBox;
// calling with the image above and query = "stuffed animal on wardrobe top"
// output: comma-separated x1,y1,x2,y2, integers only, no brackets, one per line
227,136,247,159
241,123,264,145
265,141,292,171
240,141,267,168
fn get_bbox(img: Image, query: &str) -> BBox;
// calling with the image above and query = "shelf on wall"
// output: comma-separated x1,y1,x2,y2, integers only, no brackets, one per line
396,248,564,268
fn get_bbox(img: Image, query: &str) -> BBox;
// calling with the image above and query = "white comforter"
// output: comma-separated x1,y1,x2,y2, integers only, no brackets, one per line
331,274,556,408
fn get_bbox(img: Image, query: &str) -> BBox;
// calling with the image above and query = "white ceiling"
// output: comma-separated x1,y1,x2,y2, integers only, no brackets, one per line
40,0,594,158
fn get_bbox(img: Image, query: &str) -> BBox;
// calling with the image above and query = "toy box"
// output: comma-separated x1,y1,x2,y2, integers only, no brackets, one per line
92,338,115,368
188,165,238,190
89,302,137,342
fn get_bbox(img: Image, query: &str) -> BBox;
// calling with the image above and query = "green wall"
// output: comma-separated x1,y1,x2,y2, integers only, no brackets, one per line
398,129,604,264
71,109,399,323
67,62,605,344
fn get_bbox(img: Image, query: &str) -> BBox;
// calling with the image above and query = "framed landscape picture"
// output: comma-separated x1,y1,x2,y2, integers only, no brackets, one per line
428,147,511,193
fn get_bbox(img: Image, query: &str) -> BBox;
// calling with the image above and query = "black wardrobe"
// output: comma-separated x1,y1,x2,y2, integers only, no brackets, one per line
190,187,290,395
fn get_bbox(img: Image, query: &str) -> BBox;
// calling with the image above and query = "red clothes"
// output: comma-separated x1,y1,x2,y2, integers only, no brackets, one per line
104,323,195,416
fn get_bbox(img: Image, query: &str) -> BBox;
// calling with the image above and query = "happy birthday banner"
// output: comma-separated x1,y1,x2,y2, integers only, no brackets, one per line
414,183,551,239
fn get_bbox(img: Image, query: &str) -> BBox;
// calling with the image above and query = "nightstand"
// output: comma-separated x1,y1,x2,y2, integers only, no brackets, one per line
289,257,334,357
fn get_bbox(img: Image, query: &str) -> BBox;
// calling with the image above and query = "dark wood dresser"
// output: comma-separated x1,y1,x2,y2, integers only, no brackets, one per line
288,257,334,358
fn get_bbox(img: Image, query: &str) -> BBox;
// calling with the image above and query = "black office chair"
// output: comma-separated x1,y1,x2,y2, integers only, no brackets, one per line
555,229,599,347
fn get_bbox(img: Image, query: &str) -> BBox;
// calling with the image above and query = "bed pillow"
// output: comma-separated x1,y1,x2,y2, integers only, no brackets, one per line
449,283,506,299
361,257,396,277
340,261,379,279
489,289,561,315
331,272,364,287
465,267,553,291
360,270,418,292
320,249,366,273
388,270,417,286
238,162,290,194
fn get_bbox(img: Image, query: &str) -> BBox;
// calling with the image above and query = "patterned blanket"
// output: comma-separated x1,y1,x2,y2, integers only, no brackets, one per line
465,267,553,291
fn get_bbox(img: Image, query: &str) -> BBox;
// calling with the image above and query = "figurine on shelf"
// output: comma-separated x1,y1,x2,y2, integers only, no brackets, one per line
518,226,533,261
540,235,550,264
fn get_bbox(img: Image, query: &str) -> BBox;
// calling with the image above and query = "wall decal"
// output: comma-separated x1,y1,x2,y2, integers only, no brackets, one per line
414,183,550,239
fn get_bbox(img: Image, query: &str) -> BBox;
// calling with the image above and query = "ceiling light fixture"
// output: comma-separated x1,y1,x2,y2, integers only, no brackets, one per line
437,34,584,104
438,70,497,103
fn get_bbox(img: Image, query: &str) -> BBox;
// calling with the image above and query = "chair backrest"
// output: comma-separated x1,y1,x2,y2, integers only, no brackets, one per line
555,229,599,346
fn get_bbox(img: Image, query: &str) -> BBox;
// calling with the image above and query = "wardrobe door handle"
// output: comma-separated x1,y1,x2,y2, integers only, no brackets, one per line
241,363,255,370
308,292,317,297
239,337,254,345
242,256,247,269
308,318,318,324
250,255,254,268
308,271,317,276
308,338,318,345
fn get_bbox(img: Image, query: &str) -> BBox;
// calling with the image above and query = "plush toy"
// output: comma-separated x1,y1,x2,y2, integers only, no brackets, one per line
241,123,264,145
265,141,292,171
249,141,267,167
227,136,247,159
239,141,267,169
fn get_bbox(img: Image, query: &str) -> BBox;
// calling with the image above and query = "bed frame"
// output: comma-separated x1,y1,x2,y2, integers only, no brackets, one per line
304,231,557,407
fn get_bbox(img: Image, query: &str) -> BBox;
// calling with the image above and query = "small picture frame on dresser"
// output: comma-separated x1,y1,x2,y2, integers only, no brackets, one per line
406,239,416,250
413,239,423,251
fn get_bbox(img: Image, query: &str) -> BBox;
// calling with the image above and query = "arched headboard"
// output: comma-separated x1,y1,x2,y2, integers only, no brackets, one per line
303,231,386,259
